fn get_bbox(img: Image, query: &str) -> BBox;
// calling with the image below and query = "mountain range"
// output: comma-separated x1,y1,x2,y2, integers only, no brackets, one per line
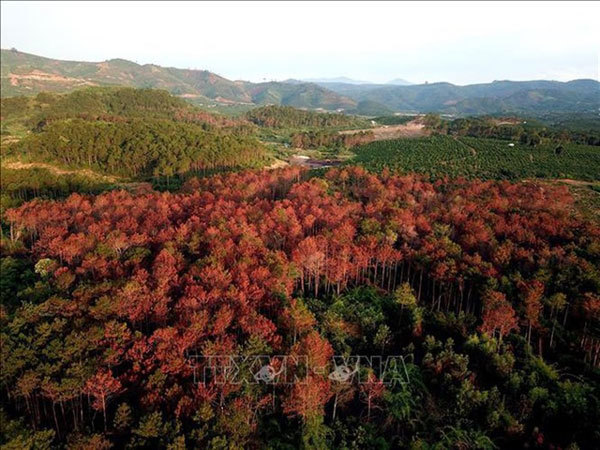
304,79,599,115
387,78,413,86
1,49,355,110
2,49,598,116
302,76,372,85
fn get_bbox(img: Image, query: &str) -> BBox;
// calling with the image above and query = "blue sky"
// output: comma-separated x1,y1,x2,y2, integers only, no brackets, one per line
1,1,598,84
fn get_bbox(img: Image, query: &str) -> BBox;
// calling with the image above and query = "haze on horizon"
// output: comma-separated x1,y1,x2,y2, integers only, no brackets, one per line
1,1,598,85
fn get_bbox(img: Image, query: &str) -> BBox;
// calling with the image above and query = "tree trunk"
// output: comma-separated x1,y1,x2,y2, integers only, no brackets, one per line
102,395,107,432
52,402,61,439
332,392,338,421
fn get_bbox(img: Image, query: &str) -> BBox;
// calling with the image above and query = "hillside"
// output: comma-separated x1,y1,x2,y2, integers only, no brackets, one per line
1,87,268,180
245,105,367,129
1,49,355,110
0,86,252,140
4,50,599,116
309,79,600,115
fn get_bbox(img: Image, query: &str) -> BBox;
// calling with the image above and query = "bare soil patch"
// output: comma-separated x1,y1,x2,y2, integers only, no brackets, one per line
8,70,96,87
339,120,428,141
266,159,290,170
553,178,598,187
490,118,523,126
289,155,342,169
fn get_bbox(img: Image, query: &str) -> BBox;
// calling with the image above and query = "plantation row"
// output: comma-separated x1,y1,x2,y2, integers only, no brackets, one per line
351,136,600,181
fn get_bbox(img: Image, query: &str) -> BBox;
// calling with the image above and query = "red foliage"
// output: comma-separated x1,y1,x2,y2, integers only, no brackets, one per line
480,291,519,340
360,371,386,421
84,369,122,416
6,165,600,431
282,374,332,421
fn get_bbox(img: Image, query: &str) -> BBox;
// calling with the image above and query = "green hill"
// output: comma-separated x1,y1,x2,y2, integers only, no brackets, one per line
0,86,250,140
1,87,267,179
246,105,367,129
7,118,268,178
6,49,597,116
1,49,355,110
311,79,600,115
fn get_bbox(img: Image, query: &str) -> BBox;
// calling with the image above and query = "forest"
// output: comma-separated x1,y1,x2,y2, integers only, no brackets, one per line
1,86,600,449
1,88,268,180
4,88,599,184
1,167,599,449
2,2,600,446
0,87,249,133
291,130,375,150
0,166,115,212
431,116,600,147
7,118,268,178
245,105,367,129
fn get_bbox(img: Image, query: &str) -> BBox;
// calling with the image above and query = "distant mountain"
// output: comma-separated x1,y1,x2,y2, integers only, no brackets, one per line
302,76,373,85
0,49,356,110
238,80,355,110
2,49,598,116
387,78,413,86
281,79,305,85
317,79,600,115
347,100,394,116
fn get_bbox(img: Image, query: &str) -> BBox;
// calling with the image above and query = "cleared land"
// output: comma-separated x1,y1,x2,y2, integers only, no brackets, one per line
339,119,428,140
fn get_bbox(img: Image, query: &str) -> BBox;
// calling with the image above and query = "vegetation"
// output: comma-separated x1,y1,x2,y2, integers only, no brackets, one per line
1,84,600,449
4,49,599,115
2,167,599,449
352,135,600,181
246,105,367,129
351,99,394,116
536,112,600,134
7,118,268,178
432,115,600,146
320,79,600,115
291,130,374,150
243,105,371,149
1,49,355,110
0,167,116,212
0,87,250,136
1,88,268,181
372,114,416,125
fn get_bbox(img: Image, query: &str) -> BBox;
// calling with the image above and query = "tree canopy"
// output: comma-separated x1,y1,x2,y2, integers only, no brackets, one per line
2,166,599,448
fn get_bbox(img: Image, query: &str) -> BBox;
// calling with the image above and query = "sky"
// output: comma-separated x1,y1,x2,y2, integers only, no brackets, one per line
1,1,598,85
